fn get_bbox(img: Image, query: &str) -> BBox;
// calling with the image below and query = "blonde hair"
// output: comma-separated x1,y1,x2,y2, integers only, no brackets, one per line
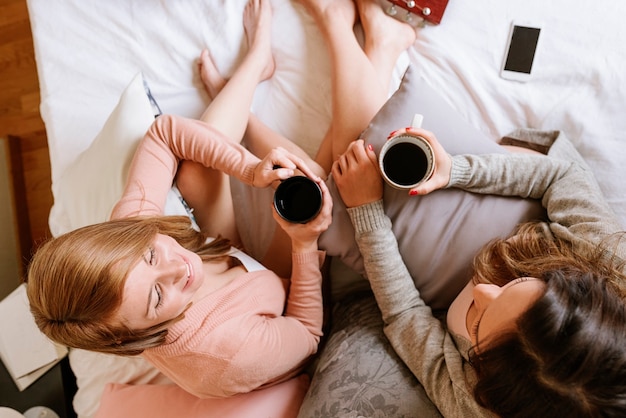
27,216,233,355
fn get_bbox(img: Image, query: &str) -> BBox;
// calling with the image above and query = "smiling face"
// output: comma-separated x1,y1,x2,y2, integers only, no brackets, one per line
116,233,205,330
467,277,546,348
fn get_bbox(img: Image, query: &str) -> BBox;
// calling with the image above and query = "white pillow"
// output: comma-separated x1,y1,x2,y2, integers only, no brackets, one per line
48,72,155,237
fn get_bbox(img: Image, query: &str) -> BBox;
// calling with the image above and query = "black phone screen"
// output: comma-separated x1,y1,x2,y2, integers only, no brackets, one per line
504,25,541,74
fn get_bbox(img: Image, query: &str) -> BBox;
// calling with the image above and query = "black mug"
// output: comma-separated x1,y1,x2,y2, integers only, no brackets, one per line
273,176,322,223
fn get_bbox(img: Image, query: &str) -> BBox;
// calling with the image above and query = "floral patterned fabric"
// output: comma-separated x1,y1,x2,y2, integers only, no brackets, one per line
297,291,442,418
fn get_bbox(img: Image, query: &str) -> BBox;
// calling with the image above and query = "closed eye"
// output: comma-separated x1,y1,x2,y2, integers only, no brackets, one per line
154,284,163,310
142,246,156,266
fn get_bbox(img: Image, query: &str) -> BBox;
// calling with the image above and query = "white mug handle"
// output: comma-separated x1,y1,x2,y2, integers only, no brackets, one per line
411,113,424,129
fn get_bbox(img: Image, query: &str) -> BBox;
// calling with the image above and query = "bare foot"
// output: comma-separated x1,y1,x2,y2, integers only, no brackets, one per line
356,0,416,57
198,49,226,100
296,0,357,28
243,0,275,81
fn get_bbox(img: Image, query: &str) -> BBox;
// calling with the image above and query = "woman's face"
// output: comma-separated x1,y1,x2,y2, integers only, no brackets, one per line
467,277,545,348
116,233,205,329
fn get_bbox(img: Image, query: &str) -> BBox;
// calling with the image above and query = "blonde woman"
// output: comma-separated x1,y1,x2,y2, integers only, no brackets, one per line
27,0,332,399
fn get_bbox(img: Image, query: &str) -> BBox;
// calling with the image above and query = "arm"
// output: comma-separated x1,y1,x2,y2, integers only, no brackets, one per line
447,152,624,257
111,114,259,219
347,201,492,417
275,177,332,336
111,114,318,220
405,127,624,259
332,141,492,417
216,251,326,397
222,178,333,395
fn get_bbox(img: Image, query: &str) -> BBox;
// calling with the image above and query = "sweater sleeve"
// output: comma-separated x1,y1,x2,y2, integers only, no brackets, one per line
283,251,325,338
447,149,625,261
347,201,493,418
111,114,259,219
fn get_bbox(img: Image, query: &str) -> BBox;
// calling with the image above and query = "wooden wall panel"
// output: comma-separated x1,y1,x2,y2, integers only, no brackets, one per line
0,0,52,275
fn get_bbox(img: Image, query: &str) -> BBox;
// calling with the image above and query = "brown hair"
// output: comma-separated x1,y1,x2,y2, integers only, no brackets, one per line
472,222,626,294
26,216,234,356
470,222,626,416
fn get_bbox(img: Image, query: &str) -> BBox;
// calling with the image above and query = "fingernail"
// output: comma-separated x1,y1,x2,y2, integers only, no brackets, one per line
367,144,374,151
387,130,398,139
409,190,419,196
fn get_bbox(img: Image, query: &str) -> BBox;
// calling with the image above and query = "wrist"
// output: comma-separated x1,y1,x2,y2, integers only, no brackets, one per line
448,155,471,187
291,240,319,254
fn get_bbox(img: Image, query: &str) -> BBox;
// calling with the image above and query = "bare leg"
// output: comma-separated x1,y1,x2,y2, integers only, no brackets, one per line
356,0,417,93
197,0,275,142
176,161,242,246
176,0,274,246
193,0,417,276
199,52,326,179
302,0,417,172
198,51,322,275
260,0,416,276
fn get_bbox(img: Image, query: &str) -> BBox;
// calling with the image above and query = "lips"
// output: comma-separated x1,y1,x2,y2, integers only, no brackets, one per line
183,260,193,290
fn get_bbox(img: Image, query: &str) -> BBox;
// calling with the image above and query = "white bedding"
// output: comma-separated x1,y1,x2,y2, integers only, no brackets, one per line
26,0,626,416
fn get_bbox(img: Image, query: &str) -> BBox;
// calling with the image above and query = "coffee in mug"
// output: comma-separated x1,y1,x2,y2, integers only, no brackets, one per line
378,114,434,189
273,176,322,223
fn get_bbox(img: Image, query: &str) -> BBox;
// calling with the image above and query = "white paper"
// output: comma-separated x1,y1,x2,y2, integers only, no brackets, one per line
0,284,68,391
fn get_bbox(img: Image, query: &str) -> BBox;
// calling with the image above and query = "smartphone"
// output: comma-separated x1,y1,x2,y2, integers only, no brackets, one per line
500,22,542,82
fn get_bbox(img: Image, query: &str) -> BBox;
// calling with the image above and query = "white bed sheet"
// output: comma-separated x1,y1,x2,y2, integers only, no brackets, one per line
28,0,626,229
26,0,626,417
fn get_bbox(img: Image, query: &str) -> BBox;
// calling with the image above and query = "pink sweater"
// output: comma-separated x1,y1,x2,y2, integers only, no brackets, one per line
111,115,324,398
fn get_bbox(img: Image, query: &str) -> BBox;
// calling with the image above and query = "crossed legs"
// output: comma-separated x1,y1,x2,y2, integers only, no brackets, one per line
179,0,416,275
302,0,416,172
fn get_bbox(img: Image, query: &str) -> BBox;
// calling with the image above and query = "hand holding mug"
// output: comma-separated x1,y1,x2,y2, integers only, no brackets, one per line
253,147,321,188
272,178,333,253
332,139,383,208
388,126,452,196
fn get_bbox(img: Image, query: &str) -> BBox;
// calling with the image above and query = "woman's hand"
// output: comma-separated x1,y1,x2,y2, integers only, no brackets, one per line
390,127,453,196
332,139,383,208
252,147,321,188
272,179,333,253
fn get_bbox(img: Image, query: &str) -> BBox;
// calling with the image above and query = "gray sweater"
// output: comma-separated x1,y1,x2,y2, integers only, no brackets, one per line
346,129,624,417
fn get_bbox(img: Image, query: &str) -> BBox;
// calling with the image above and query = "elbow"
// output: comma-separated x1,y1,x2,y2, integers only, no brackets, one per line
147,114,175,143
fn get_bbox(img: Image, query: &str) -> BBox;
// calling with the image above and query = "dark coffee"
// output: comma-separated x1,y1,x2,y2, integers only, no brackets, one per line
273,176,322,223
382,141,428,186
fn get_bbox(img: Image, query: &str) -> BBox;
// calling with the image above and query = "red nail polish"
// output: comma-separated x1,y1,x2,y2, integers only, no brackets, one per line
387,130,398,139
409,190,419,196
367,144,374,151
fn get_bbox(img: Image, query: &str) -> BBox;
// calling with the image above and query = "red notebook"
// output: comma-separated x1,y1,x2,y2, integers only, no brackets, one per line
386,0,450,25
